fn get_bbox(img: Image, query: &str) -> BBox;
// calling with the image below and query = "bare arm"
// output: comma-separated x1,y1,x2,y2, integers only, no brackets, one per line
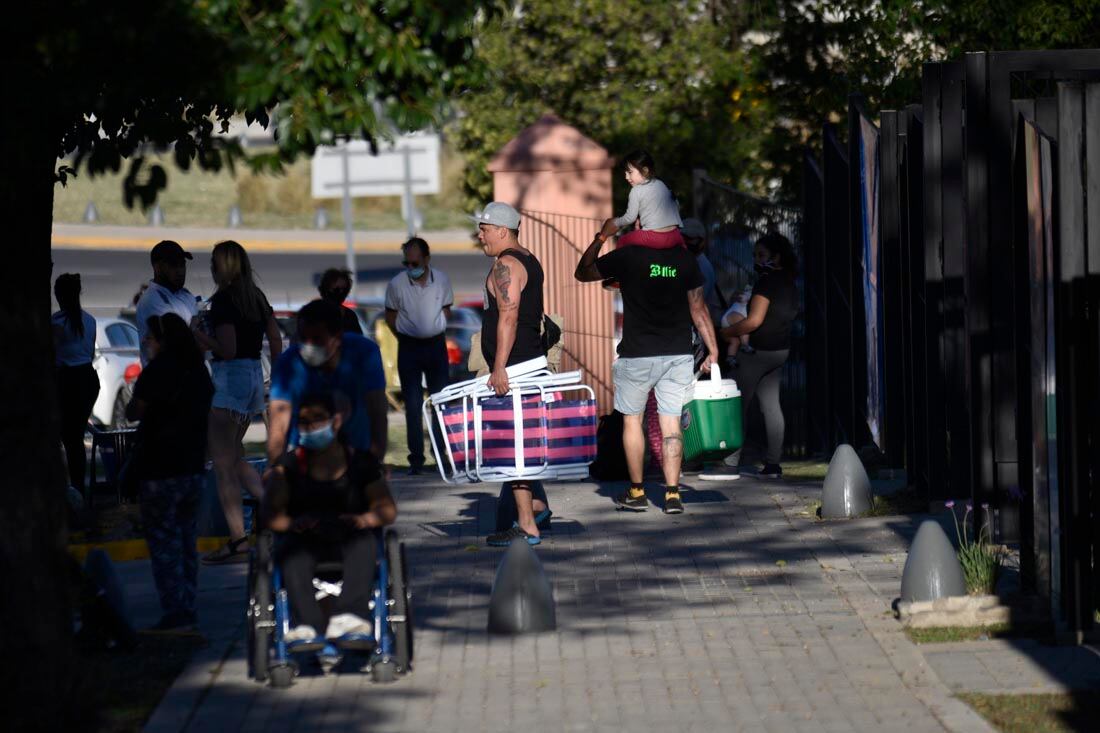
265,313,283,361
722,294,771,339
384,309,399,337
575,236,606,282
688,286,720,372
487,257,527,395
365,389,388,461
266,398,292,464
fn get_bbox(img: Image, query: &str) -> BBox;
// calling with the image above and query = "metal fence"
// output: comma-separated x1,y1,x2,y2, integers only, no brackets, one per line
693,176,809,458
519,210,616,413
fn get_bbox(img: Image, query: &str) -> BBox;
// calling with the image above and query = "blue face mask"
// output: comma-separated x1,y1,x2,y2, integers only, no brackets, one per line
408,266,426,279
299,422,336,451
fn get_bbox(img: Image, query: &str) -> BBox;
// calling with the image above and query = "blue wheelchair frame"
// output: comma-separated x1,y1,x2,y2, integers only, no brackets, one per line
269,531,394,665
249,526,411,686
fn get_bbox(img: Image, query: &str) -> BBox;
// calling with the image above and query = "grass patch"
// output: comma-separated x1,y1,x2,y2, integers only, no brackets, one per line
77,632,207,732
54,148,470,230
780,460,829,481
958,692,1100,733
905,623,1013,644
866,486,927,516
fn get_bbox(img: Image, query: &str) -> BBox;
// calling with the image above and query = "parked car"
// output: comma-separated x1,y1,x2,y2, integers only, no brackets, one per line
91,317,142,428
445,306,482,382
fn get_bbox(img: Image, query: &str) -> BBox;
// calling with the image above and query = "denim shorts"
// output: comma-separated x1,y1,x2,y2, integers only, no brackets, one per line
211,359,265,420
612,354,694,417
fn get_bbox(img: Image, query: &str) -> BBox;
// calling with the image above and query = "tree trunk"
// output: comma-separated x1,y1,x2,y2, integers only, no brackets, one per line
0,68,81,730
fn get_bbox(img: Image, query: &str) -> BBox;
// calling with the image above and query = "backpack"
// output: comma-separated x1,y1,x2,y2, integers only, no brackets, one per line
588,410,629,481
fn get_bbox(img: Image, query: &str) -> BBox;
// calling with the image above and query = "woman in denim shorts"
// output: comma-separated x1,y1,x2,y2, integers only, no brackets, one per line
193,241,283,563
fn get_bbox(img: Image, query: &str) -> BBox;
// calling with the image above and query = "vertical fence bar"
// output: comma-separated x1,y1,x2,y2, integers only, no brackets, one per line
902,107,929,497
880,110,908,468
824,124,856,445
802,152,830,454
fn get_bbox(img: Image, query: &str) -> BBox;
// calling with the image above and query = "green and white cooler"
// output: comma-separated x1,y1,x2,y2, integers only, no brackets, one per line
681,365,743,462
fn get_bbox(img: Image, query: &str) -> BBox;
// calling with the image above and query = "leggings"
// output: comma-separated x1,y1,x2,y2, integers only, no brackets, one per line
724,349,789,466
280,530,377,633
57,364,100,493
617,229,684,250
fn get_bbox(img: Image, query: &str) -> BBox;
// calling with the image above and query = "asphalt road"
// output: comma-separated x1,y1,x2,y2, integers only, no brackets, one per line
53,248,491,314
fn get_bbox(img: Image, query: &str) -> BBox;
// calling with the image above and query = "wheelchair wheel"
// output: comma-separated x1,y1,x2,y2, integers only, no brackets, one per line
384,530,414,673
248,533,273,682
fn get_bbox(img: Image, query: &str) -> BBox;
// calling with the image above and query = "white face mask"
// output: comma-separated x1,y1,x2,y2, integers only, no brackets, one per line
299,342,330,367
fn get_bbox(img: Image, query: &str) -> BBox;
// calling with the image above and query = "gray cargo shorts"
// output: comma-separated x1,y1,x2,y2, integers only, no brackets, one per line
612,355,694,417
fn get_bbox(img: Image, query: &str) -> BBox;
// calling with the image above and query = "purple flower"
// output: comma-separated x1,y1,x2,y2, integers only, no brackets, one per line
944,501,955,509
981,502,990,510
966,503,974,511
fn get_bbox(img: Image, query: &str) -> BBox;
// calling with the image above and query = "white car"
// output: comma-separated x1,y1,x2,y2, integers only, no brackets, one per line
91,317,142,428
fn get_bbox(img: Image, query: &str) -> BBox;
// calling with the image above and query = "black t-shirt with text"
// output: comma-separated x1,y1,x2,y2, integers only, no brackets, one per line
749,271,799,351
596,246,704,358
208,289,273,361
132,357,214,481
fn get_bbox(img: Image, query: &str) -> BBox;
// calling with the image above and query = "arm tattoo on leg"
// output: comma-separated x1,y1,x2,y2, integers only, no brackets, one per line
662,435,683,459
493,260,513,306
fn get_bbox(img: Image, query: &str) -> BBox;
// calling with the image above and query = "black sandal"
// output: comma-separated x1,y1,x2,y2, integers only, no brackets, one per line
201,536,250,564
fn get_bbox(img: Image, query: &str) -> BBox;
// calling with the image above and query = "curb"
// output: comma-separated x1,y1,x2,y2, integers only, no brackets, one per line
68,537,231,563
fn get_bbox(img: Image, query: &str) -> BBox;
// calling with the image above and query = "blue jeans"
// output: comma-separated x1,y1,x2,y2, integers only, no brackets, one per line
397,334,449,467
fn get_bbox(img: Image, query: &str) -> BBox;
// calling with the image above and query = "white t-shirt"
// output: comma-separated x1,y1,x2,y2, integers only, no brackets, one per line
384,268,453,339
52,310,97,366
135,280,200,365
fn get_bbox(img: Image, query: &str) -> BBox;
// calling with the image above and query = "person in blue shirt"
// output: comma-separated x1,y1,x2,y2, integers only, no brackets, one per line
267,300,388,468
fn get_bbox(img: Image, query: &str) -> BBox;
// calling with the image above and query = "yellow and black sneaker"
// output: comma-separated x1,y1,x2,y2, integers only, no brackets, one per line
664,491,684,515
614,485,648,512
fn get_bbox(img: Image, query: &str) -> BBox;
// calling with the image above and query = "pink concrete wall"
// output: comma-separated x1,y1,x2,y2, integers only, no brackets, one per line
488,115,614,220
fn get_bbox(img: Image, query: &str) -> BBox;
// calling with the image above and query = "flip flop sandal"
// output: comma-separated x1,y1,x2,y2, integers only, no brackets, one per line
201,536,250,565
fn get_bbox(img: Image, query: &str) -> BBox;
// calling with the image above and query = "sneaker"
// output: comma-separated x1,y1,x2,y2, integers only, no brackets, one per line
664,493,684,514
614,489,648,512
285,624,324,652
759,463,783,479
487,524,541,547
698,466,741,481
325,613,372,640
534,507,553,529
202,536,250,565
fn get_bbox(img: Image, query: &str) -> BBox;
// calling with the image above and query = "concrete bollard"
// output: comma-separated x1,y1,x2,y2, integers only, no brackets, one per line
228,204,243,228
314,207,330,230
83,201,99,224
900,520,967,602
487,540,556,634
821,443,873,518
148,204,165,227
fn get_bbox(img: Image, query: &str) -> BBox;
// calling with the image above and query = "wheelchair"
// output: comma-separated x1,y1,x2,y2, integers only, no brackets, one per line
246,526,414,687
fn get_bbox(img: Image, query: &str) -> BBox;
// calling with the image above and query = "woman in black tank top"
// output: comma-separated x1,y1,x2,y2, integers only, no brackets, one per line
481,248,545,367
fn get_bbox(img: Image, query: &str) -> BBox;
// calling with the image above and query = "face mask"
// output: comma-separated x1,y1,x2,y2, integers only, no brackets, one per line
299,343,330,367
299,422,336,451
408,266,426,279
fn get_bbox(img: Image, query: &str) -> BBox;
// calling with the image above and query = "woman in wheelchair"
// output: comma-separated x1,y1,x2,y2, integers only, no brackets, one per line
262,392,396,651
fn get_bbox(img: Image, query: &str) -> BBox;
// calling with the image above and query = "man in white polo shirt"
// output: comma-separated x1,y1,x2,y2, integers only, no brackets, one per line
384,237,453,474
135,240,201,365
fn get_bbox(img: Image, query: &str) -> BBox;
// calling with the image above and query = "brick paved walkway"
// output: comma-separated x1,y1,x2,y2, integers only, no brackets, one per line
143,473,1035,733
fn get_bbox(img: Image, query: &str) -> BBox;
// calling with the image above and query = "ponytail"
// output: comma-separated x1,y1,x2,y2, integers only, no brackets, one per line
54,274,84,338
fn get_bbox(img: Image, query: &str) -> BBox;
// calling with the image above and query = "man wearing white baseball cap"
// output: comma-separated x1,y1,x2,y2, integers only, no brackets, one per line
470,202,551,547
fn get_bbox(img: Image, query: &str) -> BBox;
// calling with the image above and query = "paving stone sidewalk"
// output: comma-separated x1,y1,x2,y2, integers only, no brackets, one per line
139,473,1097,733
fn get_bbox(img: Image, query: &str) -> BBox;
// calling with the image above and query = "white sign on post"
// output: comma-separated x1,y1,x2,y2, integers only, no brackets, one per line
310,132,441,291
311,133,441,199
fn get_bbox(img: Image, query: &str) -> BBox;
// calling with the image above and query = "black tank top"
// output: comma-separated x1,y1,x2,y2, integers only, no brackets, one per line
481,248,545,368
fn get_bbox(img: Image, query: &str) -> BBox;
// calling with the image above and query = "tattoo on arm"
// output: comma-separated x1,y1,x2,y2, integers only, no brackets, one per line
493,259,516,309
